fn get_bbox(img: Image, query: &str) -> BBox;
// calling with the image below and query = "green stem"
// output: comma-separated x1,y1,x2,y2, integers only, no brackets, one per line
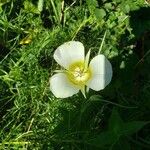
98,30,107,54
50,0,59,24
0,141,30,145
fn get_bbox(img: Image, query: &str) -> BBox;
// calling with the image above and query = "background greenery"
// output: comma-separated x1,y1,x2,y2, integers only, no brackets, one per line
0,0,150,149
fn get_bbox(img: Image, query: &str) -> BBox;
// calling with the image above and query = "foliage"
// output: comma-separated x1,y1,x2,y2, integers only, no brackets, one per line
0,0,150,149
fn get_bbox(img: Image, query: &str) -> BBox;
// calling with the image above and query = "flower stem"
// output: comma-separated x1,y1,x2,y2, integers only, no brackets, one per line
98,30,107,54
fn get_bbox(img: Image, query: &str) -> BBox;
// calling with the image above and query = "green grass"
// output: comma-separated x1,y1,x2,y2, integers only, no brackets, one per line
0,0,150,149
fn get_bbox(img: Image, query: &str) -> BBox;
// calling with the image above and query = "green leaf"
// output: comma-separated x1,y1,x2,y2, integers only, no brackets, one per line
108,108,124,135
111,137,131,150
121,121,148,135
0,0,10,5
86,0,98,7
24,0,40,14
95,8,106,20
87,131,118,148
38,0,43,12
104,3,113,10
120,4,130,13
86,0,98,13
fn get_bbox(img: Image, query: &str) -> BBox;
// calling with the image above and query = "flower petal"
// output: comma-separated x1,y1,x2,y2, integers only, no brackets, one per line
87,55,112,91
50,73,79,98
54,41,85,69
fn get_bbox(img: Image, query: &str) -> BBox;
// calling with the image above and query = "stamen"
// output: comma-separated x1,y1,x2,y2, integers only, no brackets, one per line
66,61,92,86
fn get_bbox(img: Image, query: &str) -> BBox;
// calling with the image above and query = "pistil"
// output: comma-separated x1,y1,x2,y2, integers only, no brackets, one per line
67,61,92,86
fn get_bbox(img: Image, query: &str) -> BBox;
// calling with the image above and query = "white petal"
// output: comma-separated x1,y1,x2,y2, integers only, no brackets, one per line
50,73,79,98
54,41,85,69
87,55,112,91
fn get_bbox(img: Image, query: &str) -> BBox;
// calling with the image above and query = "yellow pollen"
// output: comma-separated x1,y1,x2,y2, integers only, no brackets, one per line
66,61,92,86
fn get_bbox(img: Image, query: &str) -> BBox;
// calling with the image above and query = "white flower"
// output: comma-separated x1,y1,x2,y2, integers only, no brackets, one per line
50,41,112,98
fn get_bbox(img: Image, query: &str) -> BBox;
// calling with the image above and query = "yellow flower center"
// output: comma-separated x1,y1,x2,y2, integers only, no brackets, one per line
66,61,92,86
